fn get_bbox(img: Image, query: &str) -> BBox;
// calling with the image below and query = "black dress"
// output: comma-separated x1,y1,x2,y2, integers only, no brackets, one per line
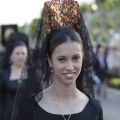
10,93,103,120
32,95,103,120
0,67,18,120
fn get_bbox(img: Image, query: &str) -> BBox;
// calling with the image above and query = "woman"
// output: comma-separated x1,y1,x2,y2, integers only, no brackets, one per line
12,28,103,120
93,44,108,97
0,33,28,120
11,1,103,120
33,28,103,120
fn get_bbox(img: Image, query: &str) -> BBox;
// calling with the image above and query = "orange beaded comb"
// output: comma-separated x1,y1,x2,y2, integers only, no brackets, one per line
44,0,81,34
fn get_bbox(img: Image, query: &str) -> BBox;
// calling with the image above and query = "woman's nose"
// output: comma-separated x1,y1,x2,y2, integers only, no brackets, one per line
66,61,74,70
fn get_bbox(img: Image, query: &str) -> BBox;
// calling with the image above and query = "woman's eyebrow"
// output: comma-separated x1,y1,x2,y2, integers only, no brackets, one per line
57,55,65,58
73,54,81,56
57,54,81,57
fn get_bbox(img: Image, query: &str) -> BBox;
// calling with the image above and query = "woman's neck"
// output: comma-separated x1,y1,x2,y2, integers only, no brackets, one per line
11,64,23,70
51,81,78,101
10,64,23,80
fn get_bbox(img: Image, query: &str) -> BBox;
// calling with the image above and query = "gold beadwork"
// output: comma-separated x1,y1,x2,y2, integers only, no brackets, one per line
45,0,81,34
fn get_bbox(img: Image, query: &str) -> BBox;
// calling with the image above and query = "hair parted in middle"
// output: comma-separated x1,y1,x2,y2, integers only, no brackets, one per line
45,27,83,58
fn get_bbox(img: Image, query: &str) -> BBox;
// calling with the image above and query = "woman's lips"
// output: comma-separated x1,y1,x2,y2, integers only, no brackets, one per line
63,73,76,79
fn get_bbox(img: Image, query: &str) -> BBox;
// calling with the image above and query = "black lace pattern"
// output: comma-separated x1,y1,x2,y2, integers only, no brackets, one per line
11,1,95,120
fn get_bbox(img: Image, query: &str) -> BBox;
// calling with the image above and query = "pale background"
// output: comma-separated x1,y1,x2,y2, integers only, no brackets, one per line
0,0,94,25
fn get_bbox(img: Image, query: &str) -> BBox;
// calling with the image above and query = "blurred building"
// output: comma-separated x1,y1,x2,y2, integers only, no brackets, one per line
1,24,18,47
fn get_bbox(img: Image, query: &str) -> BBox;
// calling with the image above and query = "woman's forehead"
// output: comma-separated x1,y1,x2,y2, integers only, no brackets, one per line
52,42,82,56
13,46,27,52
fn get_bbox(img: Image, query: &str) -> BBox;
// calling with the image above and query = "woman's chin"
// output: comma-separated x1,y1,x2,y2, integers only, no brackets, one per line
61,78,76,86
15,63,24,67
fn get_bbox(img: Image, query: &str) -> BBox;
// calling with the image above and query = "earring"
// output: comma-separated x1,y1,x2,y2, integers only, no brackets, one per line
50,67,53,72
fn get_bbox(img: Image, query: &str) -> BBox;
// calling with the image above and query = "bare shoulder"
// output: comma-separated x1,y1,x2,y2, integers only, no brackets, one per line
36,87,57,113
73,90,89,113
37,87,53,105
77,90,89,103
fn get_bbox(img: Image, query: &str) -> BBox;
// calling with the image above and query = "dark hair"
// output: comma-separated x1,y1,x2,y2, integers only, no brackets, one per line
46,27,83,57
41,28,93,93
96,44,102,52
1,32,29,69
10,41,27,54
6,32,29,48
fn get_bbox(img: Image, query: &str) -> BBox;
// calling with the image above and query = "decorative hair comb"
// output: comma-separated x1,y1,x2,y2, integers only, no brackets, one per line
44,0,80,34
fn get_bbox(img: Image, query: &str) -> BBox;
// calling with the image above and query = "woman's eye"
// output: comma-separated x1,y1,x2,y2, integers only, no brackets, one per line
73,56,80,61
22,52,25,55
58,58,65,62
16,52,20,55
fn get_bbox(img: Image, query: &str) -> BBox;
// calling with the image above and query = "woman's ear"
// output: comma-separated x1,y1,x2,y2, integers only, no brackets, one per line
46,54,53,67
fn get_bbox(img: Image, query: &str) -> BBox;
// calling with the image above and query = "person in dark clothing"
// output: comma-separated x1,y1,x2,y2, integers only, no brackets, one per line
93,44,108,98
0,33,28,120
11,1,103,120
0,51,4,70
31,28,103,120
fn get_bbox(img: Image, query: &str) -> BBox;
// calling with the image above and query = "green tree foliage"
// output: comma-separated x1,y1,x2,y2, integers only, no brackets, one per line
85,0,120,43
81,4,92,12
29,18,39,38
95,0,120,11
91,18,102,28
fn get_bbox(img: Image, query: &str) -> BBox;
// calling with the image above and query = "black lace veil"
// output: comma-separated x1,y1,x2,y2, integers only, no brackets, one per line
11,1,95,120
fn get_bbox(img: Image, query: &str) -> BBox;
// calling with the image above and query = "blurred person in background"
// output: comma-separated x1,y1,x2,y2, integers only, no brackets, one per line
0,25,18,70
0,46,4,70
93,44,109,98
0,32,29,120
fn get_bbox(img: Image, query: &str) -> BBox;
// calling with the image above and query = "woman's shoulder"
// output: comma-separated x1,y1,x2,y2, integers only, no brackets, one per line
0,67,11,82
11,94,38,120
88,95,102,114
0,67,10,75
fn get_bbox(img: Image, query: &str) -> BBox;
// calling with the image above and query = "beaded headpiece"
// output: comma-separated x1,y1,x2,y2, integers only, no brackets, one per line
45,0,80,33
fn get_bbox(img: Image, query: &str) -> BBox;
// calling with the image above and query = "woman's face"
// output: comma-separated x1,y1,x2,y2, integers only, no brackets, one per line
48,41,83,85
11,46,28,67
98,47,105,57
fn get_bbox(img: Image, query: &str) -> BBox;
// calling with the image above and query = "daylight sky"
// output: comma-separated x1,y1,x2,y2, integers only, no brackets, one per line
0,0,94,26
